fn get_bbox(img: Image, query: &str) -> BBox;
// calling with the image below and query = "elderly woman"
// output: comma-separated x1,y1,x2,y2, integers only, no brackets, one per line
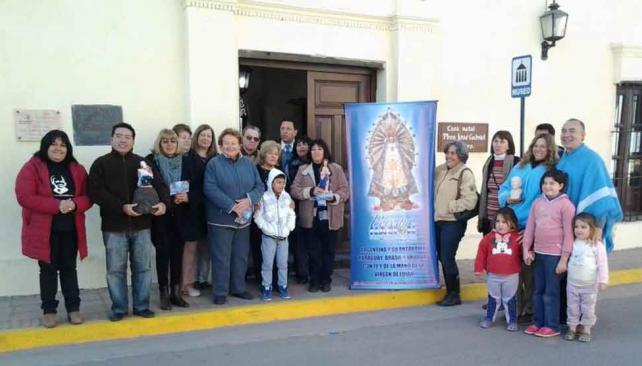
146,129,190,310
204,128,264,305
434,141,478,306
478,131,519,234
250,140,281,283
15,130,92,328
499,133,558,324
179,124,218,297
291,139,349,293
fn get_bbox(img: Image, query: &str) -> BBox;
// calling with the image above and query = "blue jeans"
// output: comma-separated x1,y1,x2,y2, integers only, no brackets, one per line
261,235,289,288
533,253,561,332
208,225,250,297
102,230,153,315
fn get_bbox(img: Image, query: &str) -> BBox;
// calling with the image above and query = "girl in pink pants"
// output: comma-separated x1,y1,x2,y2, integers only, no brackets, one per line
565,213,609,342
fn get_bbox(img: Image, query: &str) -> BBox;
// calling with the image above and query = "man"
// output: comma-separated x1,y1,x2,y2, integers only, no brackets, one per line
241,125,261,163
88,123,169,321
534,123,564,157
279,120,298,185
557,118,623,251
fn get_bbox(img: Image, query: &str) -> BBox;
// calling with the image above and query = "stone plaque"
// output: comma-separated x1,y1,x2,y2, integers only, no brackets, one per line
14,109,63,141
72,105,123,146
437,122,489,153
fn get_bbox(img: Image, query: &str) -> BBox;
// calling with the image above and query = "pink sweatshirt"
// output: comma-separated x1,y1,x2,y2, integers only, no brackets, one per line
523,193,575,257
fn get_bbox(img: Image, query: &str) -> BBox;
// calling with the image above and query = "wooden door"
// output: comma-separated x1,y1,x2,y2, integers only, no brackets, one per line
307,71,374,252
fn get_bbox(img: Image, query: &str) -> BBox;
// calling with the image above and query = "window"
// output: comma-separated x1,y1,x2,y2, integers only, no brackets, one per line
613,84,642,221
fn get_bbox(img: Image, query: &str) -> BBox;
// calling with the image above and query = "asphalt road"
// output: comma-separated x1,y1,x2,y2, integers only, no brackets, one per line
3,283,641,366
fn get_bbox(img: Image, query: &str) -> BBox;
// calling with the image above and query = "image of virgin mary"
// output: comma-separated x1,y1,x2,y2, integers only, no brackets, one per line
366,109,419,211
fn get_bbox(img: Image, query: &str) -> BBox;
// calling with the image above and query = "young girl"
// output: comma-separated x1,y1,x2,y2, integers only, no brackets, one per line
474,207,522,331
565,213,609,342
523,169,575,337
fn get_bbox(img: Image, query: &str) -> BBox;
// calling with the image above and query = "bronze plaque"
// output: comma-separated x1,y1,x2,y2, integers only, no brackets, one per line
437,122,489,153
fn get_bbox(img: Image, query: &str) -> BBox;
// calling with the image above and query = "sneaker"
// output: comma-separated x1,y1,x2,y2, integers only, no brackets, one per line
564,330,577,341
213,295,227,305
578,332,592,342
279,286,291,300
479,319,493,328
43,313,58,328
185,287,201,297
67,311,84,325
506,323,519,332
524,325,540,335
133,309,155,318
262,286,272,302
534,327,560,338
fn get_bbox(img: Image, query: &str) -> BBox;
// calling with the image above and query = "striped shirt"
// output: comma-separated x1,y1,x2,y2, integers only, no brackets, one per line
486,158,506,227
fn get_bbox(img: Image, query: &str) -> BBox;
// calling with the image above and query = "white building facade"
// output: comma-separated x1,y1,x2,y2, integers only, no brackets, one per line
1,0,641,295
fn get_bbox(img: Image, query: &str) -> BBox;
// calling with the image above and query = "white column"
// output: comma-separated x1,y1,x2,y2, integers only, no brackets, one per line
185,2,240,131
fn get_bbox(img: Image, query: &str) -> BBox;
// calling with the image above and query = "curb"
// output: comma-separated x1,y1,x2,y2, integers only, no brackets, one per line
1,268,641,353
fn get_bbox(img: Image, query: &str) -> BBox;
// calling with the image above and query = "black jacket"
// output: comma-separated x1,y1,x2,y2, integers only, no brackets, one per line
88,150,170,232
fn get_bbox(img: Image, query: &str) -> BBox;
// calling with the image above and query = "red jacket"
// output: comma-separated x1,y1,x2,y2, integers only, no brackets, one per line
15,156,92,263
474,230,522,275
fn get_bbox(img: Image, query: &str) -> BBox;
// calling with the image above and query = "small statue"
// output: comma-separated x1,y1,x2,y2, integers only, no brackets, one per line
132,161,160,214
509,176,523,202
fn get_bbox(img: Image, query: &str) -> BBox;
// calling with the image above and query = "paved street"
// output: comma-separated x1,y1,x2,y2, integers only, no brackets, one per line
2,283,640,366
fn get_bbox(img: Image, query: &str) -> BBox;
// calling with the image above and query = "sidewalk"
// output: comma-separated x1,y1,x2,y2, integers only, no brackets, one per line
1,248,641,353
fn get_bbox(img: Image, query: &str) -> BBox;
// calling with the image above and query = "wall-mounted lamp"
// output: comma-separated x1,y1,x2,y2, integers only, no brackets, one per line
540,1,568,60
239,66,252,93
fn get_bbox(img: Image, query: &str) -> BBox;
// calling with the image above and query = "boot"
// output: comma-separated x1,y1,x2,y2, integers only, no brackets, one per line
170,285,189,307
437,276,462,307
159,286,172,310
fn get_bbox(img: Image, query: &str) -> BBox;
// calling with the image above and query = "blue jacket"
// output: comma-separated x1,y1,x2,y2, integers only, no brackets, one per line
203,154,265,228
498,162,547,230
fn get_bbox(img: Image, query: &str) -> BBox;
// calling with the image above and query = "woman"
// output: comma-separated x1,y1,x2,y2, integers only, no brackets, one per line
499,133,558,324
291,139,349,293
250,140,281,283
289,136,311,284
179,124,217,297
147,129,190,310
15,130,92,328
434,141,478,306
203,128,264,305
478,131,519,234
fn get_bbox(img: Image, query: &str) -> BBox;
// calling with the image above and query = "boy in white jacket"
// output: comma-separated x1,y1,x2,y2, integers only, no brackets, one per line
254,169,296,301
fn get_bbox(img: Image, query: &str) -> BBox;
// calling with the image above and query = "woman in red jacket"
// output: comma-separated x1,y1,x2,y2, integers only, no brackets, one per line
15,130,92,328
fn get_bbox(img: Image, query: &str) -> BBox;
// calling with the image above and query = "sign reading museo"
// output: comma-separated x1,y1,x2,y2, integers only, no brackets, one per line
345,101,440,290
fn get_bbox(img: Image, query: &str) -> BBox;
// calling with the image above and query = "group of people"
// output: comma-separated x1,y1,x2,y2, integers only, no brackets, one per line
16,120,349,327
435,119,622,342
16,116,621,341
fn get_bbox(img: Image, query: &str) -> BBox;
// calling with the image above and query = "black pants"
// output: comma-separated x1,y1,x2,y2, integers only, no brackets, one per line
39,231,80,314
304,218,338,286
435,220,467,292
292,226,309,280
249,222,263,281
153,220,184,288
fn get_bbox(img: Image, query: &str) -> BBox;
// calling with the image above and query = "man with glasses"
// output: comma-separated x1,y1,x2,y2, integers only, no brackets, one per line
88,123,169,321
241,125,261,164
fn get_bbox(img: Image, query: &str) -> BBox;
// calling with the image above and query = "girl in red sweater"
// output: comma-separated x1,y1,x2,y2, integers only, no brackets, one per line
475,207,522,331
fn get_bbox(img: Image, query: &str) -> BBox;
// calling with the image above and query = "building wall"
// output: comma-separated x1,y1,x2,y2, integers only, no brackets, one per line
2,0,641,295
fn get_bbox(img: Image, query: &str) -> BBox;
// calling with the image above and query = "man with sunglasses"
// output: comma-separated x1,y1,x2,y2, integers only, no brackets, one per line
241,125,261,164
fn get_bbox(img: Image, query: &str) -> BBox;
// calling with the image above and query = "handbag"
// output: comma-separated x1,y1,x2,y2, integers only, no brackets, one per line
453,167,480,221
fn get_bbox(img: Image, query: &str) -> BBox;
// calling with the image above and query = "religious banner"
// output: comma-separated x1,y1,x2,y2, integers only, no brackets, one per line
345,101,439,290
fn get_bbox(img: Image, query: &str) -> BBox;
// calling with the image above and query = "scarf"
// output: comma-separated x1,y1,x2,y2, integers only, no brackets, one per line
155,153,182,187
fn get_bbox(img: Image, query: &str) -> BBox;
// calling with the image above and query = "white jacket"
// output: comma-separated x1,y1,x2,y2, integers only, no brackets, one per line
254,169,296,239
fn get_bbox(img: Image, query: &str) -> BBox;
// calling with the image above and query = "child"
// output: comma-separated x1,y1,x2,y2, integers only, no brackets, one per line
474,207,522,331
523,169,575,337
565,213,609,342
254,169,296,301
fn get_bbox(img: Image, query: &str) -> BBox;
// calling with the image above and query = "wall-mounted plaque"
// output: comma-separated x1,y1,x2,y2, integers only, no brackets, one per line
437,122,489,153
72,105,123,146
14,109,63,141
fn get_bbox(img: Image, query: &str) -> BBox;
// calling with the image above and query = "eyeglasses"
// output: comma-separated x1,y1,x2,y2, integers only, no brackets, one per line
245,136,260,142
